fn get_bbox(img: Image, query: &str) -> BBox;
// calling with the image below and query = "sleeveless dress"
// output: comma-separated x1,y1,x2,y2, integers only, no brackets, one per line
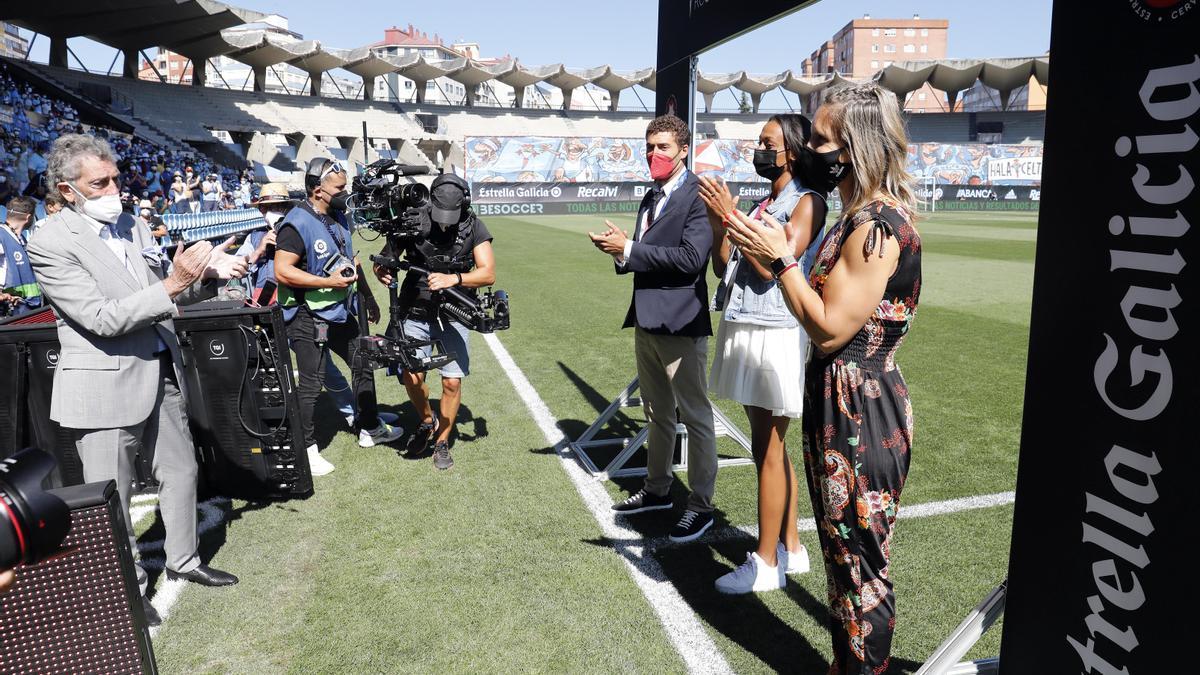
802,200,921,675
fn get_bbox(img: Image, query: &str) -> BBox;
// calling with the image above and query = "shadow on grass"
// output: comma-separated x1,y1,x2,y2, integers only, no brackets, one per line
581,520,828,672
535,361,643,446
140,498,271,597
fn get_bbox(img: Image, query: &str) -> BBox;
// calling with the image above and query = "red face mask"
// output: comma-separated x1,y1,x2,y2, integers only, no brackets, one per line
648,150,682,181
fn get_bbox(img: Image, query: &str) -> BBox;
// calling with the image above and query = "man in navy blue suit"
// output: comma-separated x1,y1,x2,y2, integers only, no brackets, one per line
589,115,718,543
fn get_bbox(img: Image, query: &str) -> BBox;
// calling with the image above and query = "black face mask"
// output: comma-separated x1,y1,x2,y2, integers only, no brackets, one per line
797,146,852,195
752,149,785,181
328,190,349,212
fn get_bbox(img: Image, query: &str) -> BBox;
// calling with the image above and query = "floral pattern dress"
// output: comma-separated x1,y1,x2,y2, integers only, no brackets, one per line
803,200,921,675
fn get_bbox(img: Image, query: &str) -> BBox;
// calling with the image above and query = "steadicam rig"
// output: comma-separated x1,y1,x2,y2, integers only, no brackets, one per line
369,256,510,334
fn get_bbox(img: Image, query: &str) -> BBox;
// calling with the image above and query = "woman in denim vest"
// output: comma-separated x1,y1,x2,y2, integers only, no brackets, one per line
698,114,827,595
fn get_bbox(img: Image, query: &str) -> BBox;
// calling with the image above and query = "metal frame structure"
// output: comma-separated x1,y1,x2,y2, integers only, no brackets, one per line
569,377,754,481
915,580,1006,675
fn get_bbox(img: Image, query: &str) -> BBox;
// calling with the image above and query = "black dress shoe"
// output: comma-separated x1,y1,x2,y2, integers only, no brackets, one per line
141,597,162,627
165,564,239,587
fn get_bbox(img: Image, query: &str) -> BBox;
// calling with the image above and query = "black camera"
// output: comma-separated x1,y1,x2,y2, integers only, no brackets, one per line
321,252,356,279
0,449,71,570
348,159,431,239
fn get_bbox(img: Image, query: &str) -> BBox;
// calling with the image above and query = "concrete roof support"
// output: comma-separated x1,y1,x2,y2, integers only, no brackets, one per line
494,62,561,108
736,71,788,113
696,71,744,113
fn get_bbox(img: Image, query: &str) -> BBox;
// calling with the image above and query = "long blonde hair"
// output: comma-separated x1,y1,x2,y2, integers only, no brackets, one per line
823,83,916,217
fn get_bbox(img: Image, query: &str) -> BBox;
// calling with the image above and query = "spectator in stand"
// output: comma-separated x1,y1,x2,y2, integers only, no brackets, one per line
31,189,65,235
14,145,30,192
184,166,201,213
0,172,13,206
219,191,235,211
169,171,189,213
201,172,221,212
24,142,48,196
126,163,148,195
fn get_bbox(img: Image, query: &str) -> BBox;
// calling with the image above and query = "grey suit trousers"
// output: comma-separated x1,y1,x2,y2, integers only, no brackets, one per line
71,356,200,595
634,327,717,513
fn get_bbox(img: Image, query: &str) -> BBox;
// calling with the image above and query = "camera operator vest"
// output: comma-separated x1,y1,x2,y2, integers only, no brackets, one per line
277,203,357,323
1,226,42,315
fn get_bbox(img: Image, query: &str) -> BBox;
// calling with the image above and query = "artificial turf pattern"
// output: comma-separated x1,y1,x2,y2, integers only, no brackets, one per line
145,209,1035,674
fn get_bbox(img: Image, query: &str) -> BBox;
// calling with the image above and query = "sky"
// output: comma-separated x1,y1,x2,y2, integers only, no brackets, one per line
23,0,1051,83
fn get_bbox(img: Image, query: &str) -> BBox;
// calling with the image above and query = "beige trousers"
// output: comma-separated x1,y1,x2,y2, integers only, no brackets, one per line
634,328,717,513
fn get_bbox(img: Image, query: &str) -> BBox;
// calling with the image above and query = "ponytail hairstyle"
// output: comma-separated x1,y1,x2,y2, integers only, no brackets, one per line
822,83,917,216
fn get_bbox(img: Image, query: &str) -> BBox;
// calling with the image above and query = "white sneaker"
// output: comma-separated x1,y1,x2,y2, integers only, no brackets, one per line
345,411,400,430
306,444,335,476
715,552,784,594
358,422,405,448
778,542,811,575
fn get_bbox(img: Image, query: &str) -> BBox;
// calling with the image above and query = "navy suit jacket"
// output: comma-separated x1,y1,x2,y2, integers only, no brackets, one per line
617,172,713,337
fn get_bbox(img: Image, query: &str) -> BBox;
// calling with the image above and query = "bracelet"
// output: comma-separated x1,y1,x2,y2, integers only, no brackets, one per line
775,261,799,279
455,272,463,286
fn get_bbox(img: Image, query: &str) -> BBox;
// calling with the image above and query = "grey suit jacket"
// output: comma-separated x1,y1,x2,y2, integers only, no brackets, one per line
26,207,216,429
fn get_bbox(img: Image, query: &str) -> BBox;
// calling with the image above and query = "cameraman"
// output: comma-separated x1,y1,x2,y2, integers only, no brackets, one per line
275,159,403,476
374,174,495,471
1,195,41,317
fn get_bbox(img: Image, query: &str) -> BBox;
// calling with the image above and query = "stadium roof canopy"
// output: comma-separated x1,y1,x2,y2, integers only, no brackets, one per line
4,1,264,57
2,4,1048,111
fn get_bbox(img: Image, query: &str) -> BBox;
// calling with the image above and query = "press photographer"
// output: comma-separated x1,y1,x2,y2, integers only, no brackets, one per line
372,173,496,471
274,158,404,476
1,195,41,317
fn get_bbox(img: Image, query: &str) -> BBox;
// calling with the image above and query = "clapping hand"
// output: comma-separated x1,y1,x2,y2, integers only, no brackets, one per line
697,175,737,219
587,220,629,257
203,236,249,280
163,240,213,298
724,211,794,265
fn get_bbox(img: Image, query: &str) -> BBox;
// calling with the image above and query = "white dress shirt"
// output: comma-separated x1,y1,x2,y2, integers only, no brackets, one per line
617,167,689,267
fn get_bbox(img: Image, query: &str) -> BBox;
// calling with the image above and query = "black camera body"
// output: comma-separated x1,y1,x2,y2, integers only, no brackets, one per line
349,159,432,240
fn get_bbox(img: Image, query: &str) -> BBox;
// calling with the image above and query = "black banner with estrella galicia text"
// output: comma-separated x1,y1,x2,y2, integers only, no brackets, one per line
999,2,1198,673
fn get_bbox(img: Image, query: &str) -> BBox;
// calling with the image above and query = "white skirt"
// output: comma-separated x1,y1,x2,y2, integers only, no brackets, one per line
708,320,809,418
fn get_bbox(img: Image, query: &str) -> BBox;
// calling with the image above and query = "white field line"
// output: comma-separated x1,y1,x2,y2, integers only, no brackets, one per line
483,333,733,675
643,491,1017,551
128,494,230,637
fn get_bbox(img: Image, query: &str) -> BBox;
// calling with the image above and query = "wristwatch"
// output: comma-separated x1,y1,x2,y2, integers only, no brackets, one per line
770,254,798,279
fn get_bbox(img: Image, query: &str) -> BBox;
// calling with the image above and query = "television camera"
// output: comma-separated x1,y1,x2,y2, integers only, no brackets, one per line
346,160,510,375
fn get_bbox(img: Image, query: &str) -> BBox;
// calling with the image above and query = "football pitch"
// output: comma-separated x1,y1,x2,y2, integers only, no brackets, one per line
143,209,1037,674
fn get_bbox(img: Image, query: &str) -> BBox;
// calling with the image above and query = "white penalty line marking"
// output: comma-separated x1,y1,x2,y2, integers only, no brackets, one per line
483,333,732,675
128,493,231,637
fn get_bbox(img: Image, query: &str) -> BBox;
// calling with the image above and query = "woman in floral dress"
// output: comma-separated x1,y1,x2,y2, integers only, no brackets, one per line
724,82,921,674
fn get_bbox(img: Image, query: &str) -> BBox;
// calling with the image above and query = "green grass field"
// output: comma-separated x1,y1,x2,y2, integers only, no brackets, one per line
144,209,1036,674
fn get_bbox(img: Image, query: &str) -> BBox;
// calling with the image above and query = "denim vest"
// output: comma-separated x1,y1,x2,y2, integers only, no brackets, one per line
712,180,825,328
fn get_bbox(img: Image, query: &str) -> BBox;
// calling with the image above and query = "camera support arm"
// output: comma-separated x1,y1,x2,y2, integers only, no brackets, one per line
369,254,509,334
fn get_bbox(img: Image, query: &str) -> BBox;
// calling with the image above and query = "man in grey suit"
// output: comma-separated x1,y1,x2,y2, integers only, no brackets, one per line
26,135,246,627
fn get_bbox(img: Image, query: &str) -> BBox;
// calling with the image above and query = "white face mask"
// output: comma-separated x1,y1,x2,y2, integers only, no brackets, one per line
67,183,124,225
263,210,285,227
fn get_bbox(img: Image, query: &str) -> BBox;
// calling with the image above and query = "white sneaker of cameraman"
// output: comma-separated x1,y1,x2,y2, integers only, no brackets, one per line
715,551,784,594
358,421,404,448
306,444,335,476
